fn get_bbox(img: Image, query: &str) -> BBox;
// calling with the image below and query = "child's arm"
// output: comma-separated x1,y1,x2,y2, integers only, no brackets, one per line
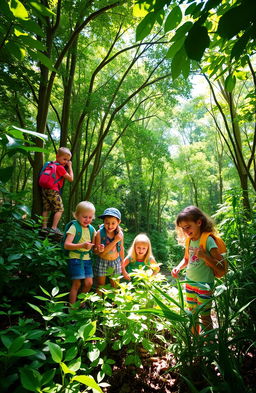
171,258,188,278
198,246,226,276
64,233,94,251
97,229,123,258
93,231,105,255
122,256,131,281
63,160,73,182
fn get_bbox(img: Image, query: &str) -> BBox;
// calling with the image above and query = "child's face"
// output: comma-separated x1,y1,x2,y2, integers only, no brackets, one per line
135,242,148,259
179,220,201,240
76,209,94,228
103,216,120,233
56,153,71,166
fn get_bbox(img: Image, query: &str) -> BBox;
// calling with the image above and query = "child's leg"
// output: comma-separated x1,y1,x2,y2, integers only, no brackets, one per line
201,314,213,331
81,277,93,293
109,278,117,288
42,210,49,228
69,279,82,304
186,283,200,334
96,276,106,296
52,211,63,229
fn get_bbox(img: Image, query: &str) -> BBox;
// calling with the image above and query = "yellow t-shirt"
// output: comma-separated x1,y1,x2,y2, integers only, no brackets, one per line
67,224,94,260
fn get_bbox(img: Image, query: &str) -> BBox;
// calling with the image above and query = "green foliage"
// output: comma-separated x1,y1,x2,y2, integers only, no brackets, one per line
135,0,256,77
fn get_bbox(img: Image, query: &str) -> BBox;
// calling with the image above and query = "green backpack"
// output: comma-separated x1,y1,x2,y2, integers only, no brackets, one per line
61,220,95,259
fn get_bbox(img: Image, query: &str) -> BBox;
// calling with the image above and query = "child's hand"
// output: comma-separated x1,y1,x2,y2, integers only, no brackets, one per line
123,272,131,281
97,244,104,253
66,160,72,169
171,267,180,278
83,242,94,250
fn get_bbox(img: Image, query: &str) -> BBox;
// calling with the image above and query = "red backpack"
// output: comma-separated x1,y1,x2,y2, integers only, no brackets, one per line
39,161,63,190
185,232,228,278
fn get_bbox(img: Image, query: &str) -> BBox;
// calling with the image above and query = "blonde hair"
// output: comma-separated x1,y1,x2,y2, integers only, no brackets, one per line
73,201,95,219
127,233,154,263
176,205,216,245
57,147,72,157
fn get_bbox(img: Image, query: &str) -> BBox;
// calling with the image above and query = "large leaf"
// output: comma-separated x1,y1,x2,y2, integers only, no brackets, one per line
71,375,103,393
9,125,48,140
171,47,186,80
136,12,156,41
20,368,41,391
217,2,254,39
185,23,210,61
47,342,63,363
0,166,15,183
231,30,251,60
166,37,185,59
225,74,236,92
9,0,29,20
164,6,182,33
30,1,55,17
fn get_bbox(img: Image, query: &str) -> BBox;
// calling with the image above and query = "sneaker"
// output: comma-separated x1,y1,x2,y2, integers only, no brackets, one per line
49,228,63,235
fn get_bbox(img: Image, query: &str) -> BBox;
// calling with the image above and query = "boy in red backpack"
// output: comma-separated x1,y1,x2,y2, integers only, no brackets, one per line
40,147,73,234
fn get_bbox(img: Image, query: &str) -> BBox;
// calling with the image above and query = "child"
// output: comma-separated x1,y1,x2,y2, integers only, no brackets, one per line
41,147,73,234
64,201,96,305
171,205,226,333
94,207,124,292
122,233,160,280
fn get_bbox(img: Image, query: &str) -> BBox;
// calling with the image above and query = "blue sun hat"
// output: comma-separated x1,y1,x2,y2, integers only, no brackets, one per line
98,207,121,220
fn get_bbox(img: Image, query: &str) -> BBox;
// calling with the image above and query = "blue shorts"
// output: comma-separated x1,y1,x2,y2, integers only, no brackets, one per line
68,259,93,280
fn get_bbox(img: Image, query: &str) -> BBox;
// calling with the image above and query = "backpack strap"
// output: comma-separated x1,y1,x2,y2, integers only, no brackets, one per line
65,220,92,260
199,232,211,251
99,224,121,252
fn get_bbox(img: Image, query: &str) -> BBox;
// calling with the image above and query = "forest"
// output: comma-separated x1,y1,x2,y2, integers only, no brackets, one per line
0,0,255,392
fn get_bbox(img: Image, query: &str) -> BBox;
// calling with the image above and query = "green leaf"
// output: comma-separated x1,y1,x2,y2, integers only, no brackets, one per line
171,47,186,80
1,335,12,349
5,41,25,61
30,1,55,17
102,363,112,376
8,335,25,354
9,0,29,20
166,37,185,59
9,125,48,140
40,286,51,296
41,369,56,386
181,56,190,79
20,368,41,391
185,24,210,61
47,342,63,363
231,31,251,60
217,4,253,39
65,346,78,361
60,362,75,375
27,303,43,315
136,12,156,41
78,321,97,341
71,375,103,392
0,166,15,183
29,49,56,71
19,19,44,36
88,348,100,362
12,349,37,357
51,287,59,297
18,35,46,51
68,356,81,372
225,74,236,92
172,21,193,41
8,253,23,262
164,6,182,33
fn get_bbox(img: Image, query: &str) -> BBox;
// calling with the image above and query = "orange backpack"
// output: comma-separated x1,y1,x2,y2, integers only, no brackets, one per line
185,232,228,278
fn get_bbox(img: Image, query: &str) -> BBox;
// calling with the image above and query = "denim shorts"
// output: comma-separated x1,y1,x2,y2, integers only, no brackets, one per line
68,259,93,279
